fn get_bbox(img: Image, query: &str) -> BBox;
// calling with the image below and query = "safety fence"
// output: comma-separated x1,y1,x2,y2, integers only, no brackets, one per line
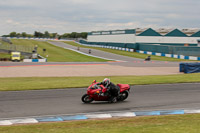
80,40,200,57
0,43,34,53
137,50,200,61
139,43,200,57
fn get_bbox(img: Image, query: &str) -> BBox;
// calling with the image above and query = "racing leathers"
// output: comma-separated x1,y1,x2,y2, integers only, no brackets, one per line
97,81,119,102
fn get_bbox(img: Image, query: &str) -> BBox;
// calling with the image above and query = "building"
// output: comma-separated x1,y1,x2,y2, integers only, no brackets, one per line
81,28,200,56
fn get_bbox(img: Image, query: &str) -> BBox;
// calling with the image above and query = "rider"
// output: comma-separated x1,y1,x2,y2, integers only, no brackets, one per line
97,78,119,103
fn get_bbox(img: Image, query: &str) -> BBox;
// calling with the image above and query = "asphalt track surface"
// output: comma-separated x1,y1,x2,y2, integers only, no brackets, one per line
49,41,143,62
0,83,200,119
49,41,180,65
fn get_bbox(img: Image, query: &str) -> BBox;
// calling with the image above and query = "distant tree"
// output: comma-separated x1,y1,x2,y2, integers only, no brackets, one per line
81,32,88,39
34,31,44,38
16,33,21,38
59,32,88,39
39,32,44,38
5,31,87,39
27,34,34,38
21,32,27,37
44,31,50,38
2,35,10,37
70,32,77,38
9,32,17,37
50,33,57,38
34,31,39,37
61,33,70,39
76,33,81,38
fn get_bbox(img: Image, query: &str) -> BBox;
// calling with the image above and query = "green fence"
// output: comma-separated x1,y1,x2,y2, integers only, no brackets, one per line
139,43,200,56
171,46,200,56
80,40,200,56
0,43,34,53
81,41,138,49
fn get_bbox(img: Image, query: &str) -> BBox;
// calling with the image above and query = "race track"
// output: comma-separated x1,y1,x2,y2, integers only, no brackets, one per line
0,41,198,120
0,83,200,119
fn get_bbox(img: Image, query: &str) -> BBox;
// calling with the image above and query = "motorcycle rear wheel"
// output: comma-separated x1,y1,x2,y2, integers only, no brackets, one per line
118,91,129,101
82,94,94,103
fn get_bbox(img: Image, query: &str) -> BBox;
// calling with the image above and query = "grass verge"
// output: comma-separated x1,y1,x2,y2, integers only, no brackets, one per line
0,114,200,133
10,39,107,62
64,41,191,62
0,40,12,59
0,73,200,91
0,52,10,58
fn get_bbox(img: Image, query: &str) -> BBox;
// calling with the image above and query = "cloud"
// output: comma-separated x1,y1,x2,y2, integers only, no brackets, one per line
6,19,19,25
165,14,181,19
0,0,199,35
144,18,164,23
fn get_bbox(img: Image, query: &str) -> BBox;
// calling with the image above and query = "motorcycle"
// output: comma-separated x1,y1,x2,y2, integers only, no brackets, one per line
81,80,130,103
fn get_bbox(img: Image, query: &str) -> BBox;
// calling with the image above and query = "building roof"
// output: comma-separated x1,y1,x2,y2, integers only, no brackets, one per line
164,29,188,37
137,28,162,36
190,30,200,37
89,28,200,37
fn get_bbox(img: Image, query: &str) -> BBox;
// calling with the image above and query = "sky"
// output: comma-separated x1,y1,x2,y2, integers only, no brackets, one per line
0,0,199,35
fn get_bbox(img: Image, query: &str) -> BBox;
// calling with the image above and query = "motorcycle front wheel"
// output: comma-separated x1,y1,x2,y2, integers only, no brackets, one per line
81,94,94,103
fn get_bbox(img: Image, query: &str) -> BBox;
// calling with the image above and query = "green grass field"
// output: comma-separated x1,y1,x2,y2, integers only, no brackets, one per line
64,41,191,62
0,52,10,58
10,39,107,62
0,40,11,59
0,114,200,133
0,73,200,91
0,39,10,45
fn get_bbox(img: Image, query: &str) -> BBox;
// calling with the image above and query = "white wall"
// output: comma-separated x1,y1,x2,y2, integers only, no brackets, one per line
88,34,200,44
136,36,200,44
87,34,136,43
136,36,163,43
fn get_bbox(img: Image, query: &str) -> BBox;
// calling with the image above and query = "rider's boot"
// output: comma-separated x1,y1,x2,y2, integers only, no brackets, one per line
109,96,117,103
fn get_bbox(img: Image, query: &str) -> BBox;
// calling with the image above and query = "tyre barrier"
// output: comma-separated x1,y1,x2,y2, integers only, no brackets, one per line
180,63,200,73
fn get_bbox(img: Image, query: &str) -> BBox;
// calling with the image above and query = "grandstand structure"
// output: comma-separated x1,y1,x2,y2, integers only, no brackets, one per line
80,28,200,56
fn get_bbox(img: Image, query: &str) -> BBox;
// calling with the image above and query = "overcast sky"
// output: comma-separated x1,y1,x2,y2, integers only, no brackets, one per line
0,0,199,35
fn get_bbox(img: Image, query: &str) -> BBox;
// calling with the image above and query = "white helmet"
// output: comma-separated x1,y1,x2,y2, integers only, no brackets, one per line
103,78,110,86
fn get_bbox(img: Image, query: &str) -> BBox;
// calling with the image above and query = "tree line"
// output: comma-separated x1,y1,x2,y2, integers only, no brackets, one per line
2,31,88,39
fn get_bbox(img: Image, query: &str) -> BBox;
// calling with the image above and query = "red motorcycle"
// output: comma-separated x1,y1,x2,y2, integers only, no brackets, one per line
81,80,130,103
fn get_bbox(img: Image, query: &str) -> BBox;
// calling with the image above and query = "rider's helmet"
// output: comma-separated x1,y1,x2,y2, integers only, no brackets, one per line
103,78,110,86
